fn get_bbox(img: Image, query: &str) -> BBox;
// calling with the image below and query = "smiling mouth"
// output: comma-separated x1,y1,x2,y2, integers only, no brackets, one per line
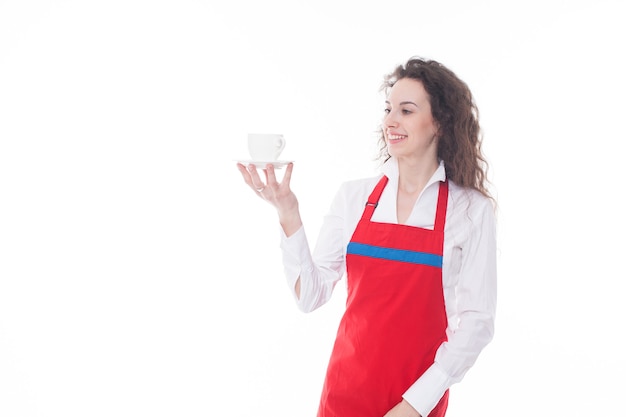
387,134,407,142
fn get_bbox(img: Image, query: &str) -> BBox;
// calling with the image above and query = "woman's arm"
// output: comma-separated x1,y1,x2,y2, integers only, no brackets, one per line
280,183,349,312
237,162,346,311
403,195,497,415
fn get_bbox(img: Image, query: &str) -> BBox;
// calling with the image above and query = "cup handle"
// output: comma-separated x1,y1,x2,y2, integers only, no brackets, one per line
276,136,285,153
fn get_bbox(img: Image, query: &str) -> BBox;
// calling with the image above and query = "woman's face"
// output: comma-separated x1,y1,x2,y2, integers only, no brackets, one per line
383,78,439,161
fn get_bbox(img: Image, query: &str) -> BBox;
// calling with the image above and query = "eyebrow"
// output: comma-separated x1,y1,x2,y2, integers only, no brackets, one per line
385,100,419,107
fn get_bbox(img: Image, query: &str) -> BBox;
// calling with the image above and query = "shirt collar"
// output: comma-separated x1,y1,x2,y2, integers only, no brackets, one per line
381,156,447,185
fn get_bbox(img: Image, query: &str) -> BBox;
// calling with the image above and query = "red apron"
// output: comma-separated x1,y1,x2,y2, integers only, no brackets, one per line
317,176,450,417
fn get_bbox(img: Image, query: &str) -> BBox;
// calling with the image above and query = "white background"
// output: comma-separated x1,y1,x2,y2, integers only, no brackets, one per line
1,0,625,416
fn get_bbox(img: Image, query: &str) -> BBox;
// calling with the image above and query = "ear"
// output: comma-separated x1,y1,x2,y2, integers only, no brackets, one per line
432,124,441,144
434,120,442,137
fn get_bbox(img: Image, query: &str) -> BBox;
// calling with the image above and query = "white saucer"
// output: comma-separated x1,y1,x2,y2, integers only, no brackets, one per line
237,160,292,169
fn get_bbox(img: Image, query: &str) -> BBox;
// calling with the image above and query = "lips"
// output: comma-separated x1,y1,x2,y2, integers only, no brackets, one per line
387,133,407,142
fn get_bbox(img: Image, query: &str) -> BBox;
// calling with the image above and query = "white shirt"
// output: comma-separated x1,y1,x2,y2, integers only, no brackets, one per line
279,157,497,416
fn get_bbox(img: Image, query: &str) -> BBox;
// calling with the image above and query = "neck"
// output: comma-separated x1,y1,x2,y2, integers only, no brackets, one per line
396,156,439,195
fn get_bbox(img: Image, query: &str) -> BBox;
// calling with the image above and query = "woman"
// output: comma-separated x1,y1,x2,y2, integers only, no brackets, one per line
236,57,497,417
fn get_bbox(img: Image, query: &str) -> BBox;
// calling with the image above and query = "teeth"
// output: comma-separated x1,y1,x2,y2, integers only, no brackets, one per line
388,134,406,140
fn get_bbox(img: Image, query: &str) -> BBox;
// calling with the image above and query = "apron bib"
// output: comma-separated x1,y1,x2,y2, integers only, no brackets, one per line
317,176,449,417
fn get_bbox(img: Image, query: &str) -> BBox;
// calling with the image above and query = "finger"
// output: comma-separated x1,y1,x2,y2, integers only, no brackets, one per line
246,164,267,191
237,163,254,186
282,162,294,187
246,163,263,183
265,163,278,187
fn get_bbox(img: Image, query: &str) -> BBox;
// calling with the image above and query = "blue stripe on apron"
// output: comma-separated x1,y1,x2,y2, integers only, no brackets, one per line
347,242,443,268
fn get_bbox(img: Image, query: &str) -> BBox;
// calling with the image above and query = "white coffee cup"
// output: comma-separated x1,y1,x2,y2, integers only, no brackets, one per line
247,133,286,161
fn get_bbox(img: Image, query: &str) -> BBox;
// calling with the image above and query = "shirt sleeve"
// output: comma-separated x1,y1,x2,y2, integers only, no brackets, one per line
403,196,498,416
279,184,349,313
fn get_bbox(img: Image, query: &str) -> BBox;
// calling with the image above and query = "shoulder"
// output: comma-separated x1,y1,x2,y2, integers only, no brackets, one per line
447,180,496,220
445,182,497,247
336,175,384,195
329,175,384,210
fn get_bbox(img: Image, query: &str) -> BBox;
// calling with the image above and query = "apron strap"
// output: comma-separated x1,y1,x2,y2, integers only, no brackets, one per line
362,176,388,220
434,180,449,232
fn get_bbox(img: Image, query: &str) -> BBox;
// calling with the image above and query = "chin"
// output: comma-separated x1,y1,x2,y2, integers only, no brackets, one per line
386,146,404,158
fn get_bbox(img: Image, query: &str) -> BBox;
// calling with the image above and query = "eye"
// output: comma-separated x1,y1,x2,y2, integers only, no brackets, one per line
384,108,391,114
402,109,412,115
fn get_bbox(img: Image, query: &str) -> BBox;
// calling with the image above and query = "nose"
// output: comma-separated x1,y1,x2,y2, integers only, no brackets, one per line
384,109,399,130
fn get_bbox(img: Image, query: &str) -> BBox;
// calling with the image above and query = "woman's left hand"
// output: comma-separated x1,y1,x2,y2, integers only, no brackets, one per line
383,400,421,417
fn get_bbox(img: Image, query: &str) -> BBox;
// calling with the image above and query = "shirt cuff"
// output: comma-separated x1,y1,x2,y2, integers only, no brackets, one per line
402,363,452,417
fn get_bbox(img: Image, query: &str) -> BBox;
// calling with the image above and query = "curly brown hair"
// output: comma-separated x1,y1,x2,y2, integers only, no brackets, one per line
379,57,493,200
